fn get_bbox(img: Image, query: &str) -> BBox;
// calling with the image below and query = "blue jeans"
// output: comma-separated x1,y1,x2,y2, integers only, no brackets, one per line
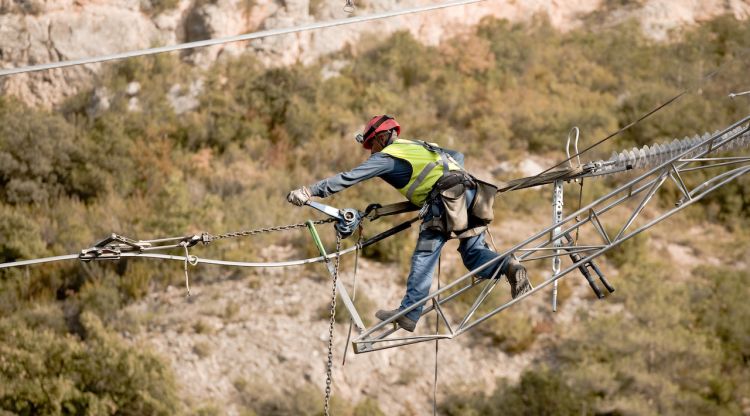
400,188,509,322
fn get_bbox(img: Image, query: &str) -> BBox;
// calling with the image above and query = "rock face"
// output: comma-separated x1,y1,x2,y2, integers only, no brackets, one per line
1,0,748,107
0,0,169,106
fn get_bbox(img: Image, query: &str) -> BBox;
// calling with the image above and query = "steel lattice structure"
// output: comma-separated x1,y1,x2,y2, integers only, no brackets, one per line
349,115,750,353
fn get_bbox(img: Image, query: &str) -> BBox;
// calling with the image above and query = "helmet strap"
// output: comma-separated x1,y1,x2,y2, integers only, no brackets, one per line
362,115,394,143
386,129,396,146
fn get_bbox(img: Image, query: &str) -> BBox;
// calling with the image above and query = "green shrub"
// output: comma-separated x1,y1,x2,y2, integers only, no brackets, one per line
141,0,180,15
603,228,649,269
1,13,749,415
0,312,180,415
353,398,385,416
475,308,536,354
232,376,383,416
193,319,216,334
193,341,213,358
79,273,122,324
551,258,738,415
441,369,591,416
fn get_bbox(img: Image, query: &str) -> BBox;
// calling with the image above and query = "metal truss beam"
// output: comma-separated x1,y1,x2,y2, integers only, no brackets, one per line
351,115,750,354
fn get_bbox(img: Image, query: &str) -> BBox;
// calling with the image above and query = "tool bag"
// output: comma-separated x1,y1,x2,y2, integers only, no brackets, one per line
423,170,498,239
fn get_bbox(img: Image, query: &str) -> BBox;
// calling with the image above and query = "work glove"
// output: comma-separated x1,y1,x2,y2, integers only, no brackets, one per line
287,186,311,206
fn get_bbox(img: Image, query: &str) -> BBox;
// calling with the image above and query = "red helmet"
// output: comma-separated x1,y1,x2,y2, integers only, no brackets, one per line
358,115,400,149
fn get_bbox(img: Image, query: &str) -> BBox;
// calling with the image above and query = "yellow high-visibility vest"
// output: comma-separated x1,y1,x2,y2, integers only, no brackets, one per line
380,139,462,205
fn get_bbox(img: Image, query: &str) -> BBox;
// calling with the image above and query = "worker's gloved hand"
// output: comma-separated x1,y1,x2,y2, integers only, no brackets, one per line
287,186,311,206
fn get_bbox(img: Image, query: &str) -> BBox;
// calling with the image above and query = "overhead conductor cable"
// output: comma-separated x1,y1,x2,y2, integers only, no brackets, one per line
0,0,488,77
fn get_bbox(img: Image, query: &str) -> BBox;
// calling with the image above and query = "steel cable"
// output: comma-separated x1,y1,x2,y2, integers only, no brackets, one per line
498,46,750,199
0,0,490,77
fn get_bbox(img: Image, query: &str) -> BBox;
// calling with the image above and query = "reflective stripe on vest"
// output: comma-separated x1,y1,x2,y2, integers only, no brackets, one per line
380,139,462,205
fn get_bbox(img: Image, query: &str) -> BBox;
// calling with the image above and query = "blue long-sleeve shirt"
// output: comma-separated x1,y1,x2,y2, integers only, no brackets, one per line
309,146,464,198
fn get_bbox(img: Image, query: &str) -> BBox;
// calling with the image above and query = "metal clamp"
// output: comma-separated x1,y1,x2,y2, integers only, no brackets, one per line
79,234,150,261
180,233,212,247
306,201,363,238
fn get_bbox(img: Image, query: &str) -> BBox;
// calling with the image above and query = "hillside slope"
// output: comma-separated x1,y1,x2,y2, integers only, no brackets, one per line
1,0,749,106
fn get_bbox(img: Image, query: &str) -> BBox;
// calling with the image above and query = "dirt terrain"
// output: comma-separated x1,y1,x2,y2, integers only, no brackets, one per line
123,200,730,414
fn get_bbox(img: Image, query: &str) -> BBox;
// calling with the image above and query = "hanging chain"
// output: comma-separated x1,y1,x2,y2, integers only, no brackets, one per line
207,218,336,242
324,232,342,416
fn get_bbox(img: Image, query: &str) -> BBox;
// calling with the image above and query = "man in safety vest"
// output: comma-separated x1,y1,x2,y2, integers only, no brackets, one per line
287,115,531,332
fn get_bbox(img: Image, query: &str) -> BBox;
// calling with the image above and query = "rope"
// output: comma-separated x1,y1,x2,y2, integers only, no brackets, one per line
0,216,419,270
180,242,200,296
499,91,686,197
433,255,441,416
324,232,342,416
0,0,489,77
486,228,499,253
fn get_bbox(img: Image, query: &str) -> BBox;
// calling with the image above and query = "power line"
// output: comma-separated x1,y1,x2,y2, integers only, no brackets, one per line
0,0,488,77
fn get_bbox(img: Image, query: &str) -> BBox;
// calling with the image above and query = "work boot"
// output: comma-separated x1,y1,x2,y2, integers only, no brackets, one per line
506,259,532,299
375,309,417,332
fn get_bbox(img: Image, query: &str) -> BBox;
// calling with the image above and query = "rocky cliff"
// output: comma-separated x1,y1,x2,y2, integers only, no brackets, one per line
1,0,748,107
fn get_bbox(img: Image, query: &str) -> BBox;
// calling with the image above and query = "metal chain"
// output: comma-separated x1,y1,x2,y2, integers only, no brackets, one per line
324,232,342,416
207,218,335,241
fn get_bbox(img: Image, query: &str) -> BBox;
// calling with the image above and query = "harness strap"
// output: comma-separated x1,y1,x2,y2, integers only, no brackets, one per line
408,140,465,198
389,139,467,206
406,161,439,201
419,141,451,174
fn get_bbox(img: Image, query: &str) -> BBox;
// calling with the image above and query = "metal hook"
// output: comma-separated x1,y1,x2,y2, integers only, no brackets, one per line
566,126,581,169
343,0,355,13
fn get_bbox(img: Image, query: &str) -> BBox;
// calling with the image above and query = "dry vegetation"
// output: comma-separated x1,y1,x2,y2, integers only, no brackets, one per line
0,13,749,415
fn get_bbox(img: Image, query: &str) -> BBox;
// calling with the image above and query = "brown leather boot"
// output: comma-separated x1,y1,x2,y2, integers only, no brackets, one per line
375,308,417,332
506,259,532,299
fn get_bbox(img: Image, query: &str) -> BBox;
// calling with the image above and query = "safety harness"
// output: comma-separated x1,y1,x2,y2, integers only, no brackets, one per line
381,139,496,238
380,139,464,205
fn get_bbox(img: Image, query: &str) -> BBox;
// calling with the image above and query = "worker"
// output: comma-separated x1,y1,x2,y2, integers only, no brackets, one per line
287,115,531,332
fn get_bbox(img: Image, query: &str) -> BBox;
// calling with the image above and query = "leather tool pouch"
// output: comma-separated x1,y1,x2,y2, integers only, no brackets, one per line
422,173,497,238
440,183,469,233
469,179,497,224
